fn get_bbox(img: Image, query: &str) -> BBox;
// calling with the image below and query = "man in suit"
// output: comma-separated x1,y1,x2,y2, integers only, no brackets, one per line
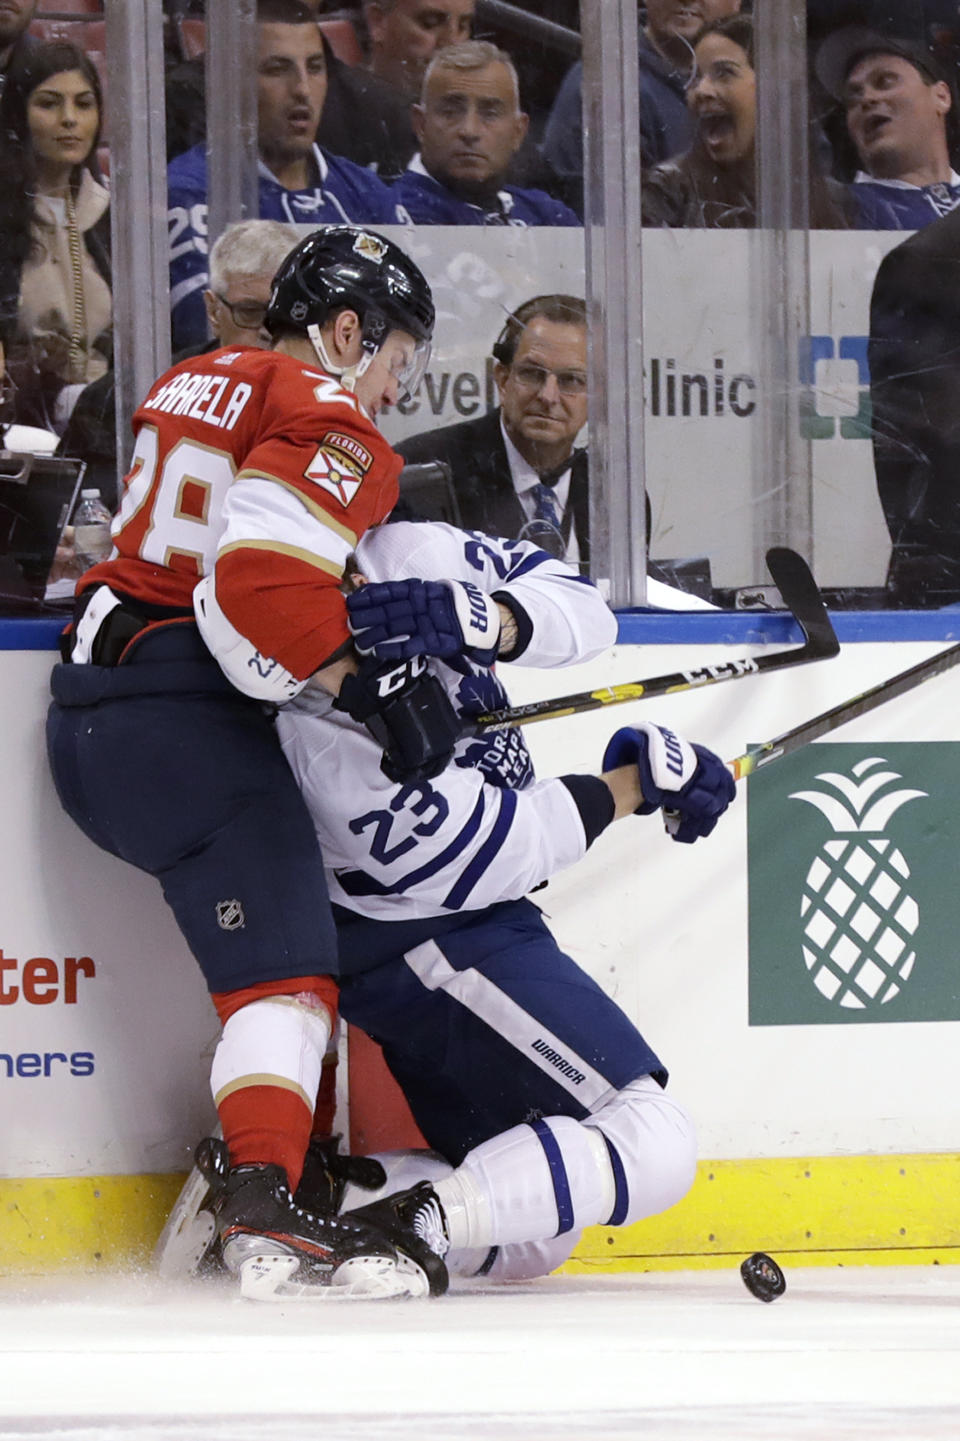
396,294,590,568
869,203,960,605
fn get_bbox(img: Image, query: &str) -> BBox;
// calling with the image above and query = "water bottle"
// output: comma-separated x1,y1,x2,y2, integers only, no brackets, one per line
73,489,113,570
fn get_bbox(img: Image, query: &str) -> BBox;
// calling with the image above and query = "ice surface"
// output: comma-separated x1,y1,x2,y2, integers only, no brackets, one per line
0,1266,958,1440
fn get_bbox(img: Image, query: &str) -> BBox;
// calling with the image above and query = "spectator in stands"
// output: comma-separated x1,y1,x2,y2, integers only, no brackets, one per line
391,41,580,226
643,15,757,228
542,0,742,216
815,27,960,229
0,0,37,91
59,219,300,509
363,0,473,101
165,8,417,180
396,295,590,568
0,41,112,435
643,17,849,229
167,0,405,350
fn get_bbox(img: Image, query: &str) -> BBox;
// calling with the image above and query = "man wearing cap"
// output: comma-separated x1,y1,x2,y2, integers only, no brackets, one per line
816,27,960,229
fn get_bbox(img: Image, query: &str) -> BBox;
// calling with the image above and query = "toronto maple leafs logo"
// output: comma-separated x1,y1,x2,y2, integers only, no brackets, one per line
455,671,533,789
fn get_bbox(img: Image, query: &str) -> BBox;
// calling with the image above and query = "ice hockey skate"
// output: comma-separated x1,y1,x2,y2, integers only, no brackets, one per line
153,1135,229,1280
345,1181,451,1298
216,1160,431,1301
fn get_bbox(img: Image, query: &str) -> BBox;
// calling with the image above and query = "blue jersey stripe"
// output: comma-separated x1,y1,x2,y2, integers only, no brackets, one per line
338,792,487,899
504,552,552,582
530,1118,575,1236
443,789,517,909
600,1131,629,1226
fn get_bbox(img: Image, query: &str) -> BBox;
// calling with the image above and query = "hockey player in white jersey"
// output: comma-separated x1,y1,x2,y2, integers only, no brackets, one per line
167,521,735,1295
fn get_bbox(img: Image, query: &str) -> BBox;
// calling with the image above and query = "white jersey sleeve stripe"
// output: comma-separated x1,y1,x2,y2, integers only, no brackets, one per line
403,939,619,1110
218,475,356,577
235,471,360,548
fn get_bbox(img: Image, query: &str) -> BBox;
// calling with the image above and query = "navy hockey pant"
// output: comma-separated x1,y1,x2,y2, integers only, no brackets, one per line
46,624,338,993
335,898,665,1164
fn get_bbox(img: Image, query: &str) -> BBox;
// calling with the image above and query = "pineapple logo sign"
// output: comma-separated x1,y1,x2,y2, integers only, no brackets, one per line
748,743,960,1025
790,757,925,1011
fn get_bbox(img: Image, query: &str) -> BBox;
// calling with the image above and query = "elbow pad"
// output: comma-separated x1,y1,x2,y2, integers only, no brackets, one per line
193,575,307,703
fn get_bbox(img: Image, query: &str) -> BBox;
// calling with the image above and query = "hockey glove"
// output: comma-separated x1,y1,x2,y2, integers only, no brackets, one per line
602,722,736,844
334,653,461,783
294,1136,388,1216
347,577,501,667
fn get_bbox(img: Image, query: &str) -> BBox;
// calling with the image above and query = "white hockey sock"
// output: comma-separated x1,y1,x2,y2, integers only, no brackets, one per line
431,1080,696,1252
433,1164,494,1251
434,1116,616,1251
210,996,331,1113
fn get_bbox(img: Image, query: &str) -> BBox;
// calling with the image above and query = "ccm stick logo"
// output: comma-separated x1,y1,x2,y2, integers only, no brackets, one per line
682,659,760,685
0,949,97,1079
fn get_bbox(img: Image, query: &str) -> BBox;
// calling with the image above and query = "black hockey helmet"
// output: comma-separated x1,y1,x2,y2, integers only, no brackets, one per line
265,224,434,346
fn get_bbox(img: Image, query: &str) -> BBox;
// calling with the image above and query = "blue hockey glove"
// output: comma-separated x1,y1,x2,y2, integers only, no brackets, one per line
347,578,501,667
602,722,736,843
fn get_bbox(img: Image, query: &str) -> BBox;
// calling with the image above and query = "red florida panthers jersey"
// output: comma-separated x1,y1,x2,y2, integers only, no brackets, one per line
81,346,403,677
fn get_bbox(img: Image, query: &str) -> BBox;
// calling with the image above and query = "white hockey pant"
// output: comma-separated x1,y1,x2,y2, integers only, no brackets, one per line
342,1077,696,1280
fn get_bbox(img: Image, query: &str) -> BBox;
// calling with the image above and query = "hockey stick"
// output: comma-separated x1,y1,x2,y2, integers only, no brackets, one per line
474,547,839,733
729,638,960,781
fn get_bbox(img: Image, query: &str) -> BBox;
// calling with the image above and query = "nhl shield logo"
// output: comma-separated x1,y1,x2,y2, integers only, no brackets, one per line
216,899,245,931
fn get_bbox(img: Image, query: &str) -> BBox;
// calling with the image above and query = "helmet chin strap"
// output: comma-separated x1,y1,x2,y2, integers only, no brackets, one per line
307,322,374,395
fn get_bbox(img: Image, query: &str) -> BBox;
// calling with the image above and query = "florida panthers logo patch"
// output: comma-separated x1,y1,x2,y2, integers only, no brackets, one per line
305,432,373,506
353,232,387,263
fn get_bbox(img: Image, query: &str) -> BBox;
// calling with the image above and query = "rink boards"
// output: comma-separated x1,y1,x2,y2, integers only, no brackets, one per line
1,612,959,1272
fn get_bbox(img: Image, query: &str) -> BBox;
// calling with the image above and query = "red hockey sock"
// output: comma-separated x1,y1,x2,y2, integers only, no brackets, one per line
209,976,339,1191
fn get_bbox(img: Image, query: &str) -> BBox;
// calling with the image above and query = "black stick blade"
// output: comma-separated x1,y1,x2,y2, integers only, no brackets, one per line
765,547,840,660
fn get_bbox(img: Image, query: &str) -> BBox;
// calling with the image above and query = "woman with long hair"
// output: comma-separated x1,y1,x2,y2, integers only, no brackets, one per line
0,40,111,432
643,14,848,230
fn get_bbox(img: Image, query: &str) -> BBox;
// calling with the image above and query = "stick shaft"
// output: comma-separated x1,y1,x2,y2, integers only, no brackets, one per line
474,547,837,733
730,640,960,780
477,655,782,731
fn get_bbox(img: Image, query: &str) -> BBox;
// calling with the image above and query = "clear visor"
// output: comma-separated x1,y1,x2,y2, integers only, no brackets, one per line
387,336,431,403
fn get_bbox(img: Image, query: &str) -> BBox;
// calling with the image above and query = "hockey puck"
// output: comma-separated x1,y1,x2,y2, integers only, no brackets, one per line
740,1252,786,1302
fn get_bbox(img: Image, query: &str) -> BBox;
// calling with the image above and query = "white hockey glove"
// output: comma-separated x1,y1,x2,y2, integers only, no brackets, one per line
603,722,736,843
347,577,501,667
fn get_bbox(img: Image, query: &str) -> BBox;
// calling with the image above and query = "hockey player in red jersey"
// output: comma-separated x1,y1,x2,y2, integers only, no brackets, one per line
46,226,459,1300
157,521,736,1298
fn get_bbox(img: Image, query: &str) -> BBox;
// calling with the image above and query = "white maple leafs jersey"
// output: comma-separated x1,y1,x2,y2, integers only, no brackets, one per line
277,522,617,922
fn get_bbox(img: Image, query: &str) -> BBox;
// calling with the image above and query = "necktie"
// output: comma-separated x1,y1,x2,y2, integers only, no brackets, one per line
532,481,562,532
